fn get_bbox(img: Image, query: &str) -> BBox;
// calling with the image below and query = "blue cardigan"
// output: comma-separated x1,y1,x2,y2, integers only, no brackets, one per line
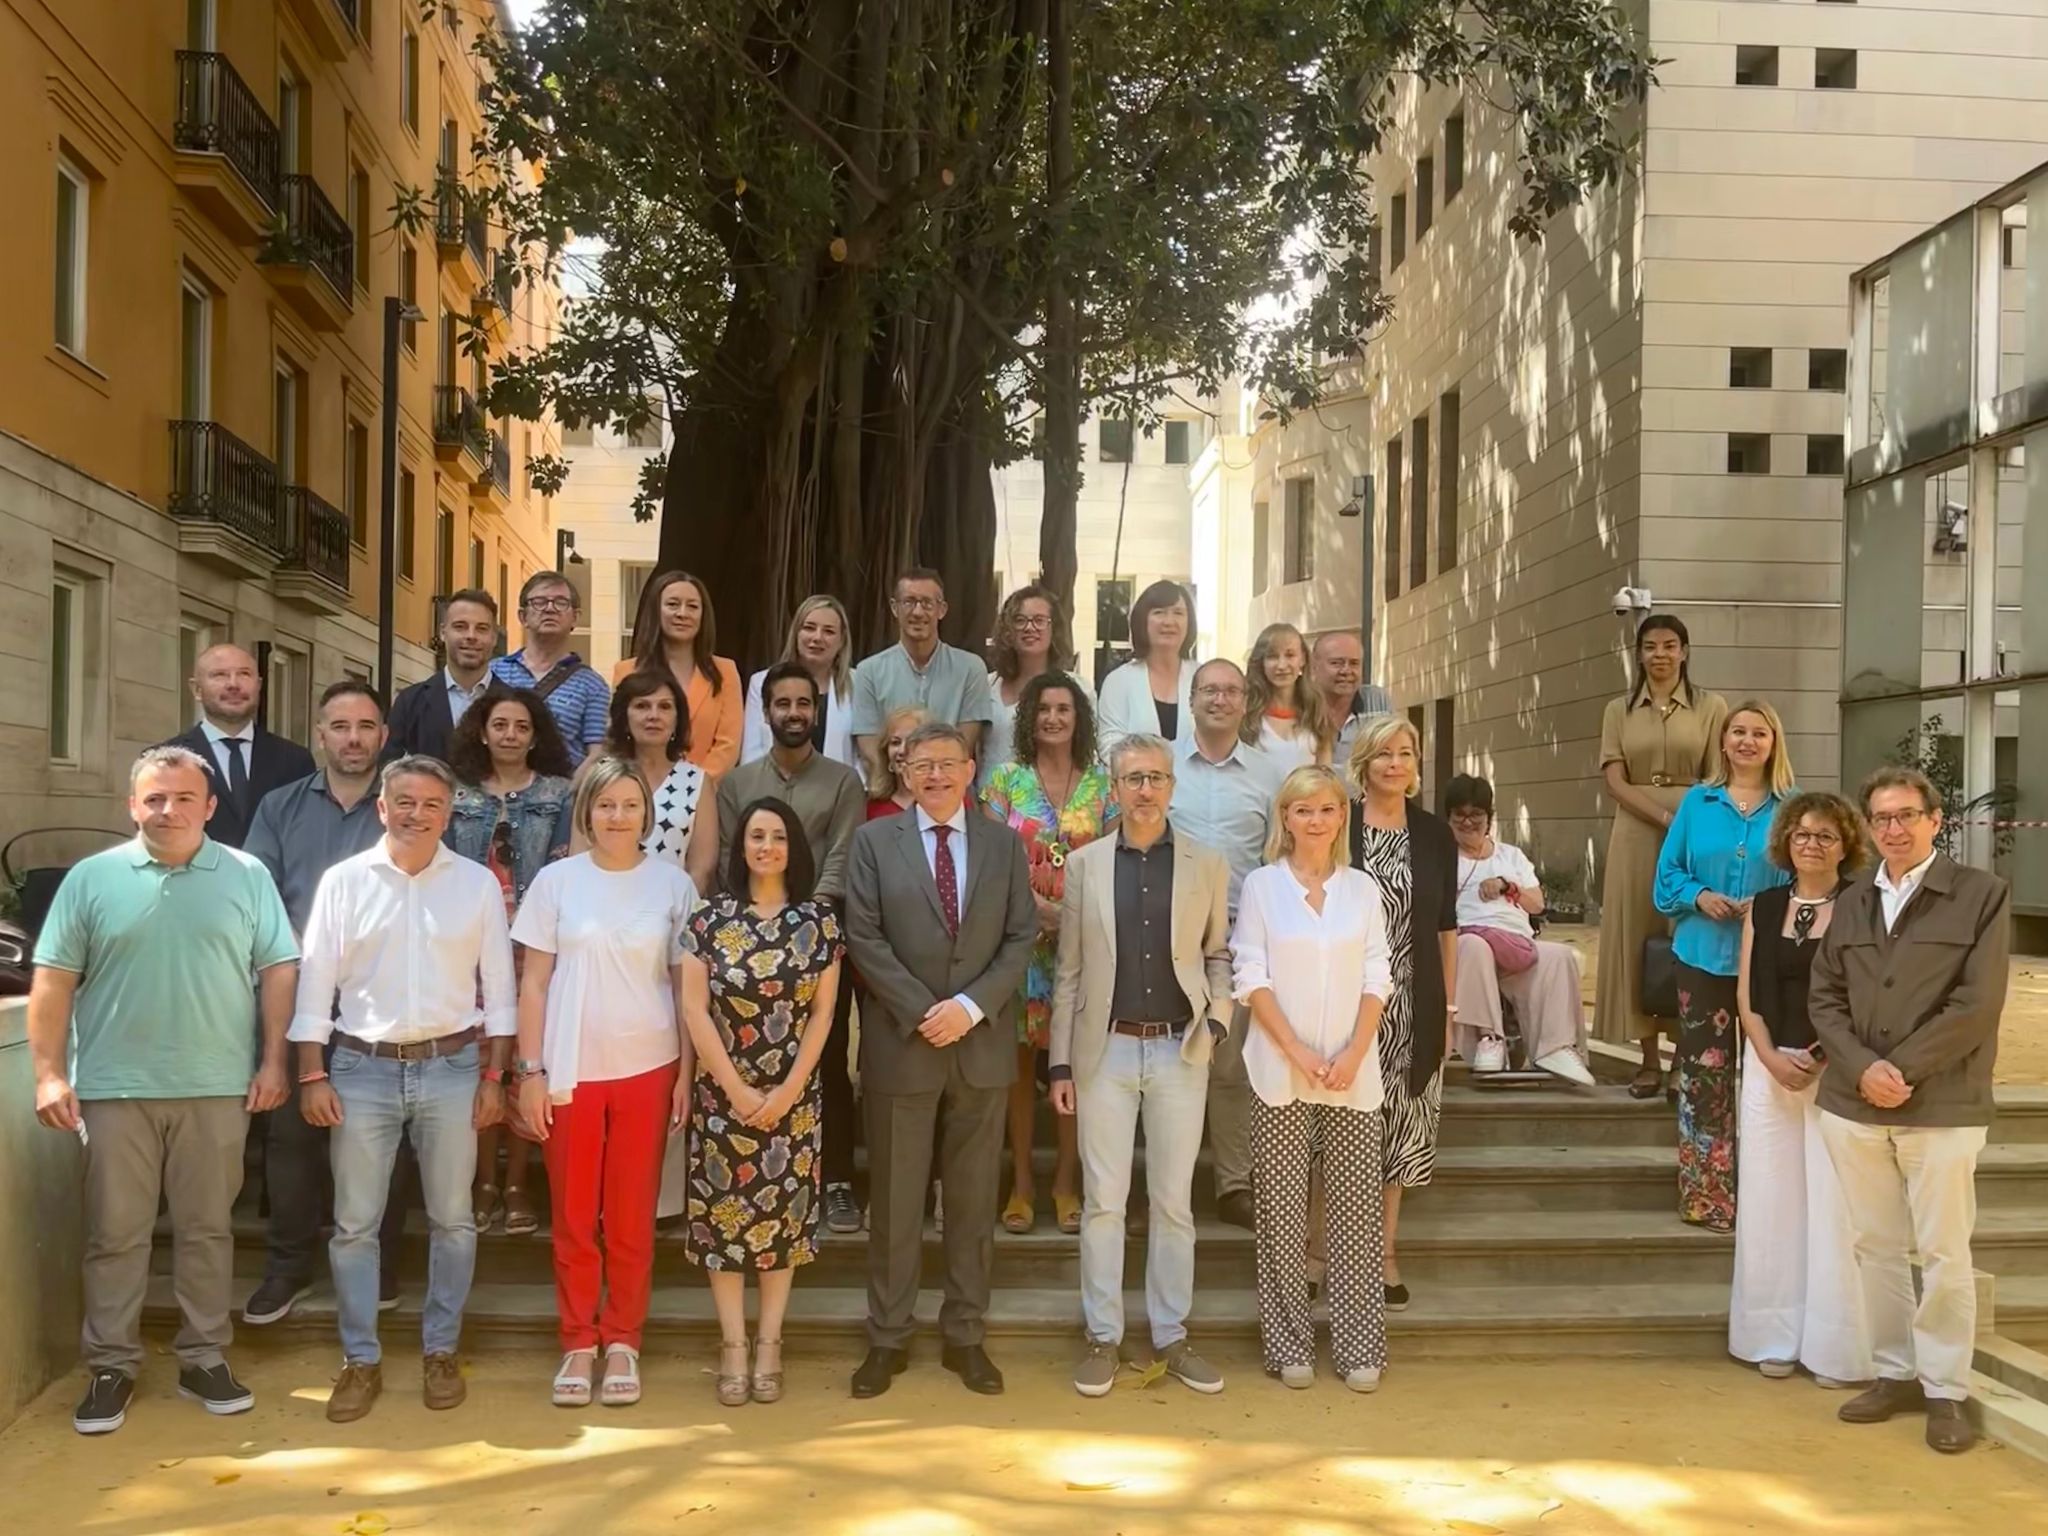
1653,784,1790,978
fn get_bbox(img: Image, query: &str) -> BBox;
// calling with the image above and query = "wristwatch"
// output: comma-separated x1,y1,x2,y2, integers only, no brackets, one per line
513,1058,545,1076
480,1067,506,1085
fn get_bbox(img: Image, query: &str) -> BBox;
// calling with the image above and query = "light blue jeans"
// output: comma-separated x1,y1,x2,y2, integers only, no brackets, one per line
329,1040,481,1364
1075,1030,1209,1348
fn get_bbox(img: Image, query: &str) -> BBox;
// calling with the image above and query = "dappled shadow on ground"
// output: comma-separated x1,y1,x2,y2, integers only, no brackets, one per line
7,1346,2043,1535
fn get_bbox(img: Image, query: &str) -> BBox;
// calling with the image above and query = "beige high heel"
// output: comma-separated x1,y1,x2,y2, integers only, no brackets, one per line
751,1338,784,1404
716,1340,750,1407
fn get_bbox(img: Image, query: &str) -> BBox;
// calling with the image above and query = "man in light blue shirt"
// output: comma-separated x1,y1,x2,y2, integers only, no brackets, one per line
849,568,996,783
489,572,609,764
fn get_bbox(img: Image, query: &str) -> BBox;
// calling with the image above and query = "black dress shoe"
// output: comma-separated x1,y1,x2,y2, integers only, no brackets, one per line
941,1342,1005,1395
850,1346,909,1399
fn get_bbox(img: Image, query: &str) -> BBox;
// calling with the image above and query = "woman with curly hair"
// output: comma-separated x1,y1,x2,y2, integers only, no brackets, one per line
979,584,1092,792
1243,621,1335,771
445,683,575,1236
980,674,1118,1232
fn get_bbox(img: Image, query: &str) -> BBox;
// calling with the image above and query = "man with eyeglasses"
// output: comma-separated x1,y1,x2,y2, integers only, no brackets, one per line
844,722,1035,1399
1810,766,2012,1455
1167,658,1286,1229
1312,630,1395,767
1049,734,1234,1396
849,568,996,785
489,572,608,766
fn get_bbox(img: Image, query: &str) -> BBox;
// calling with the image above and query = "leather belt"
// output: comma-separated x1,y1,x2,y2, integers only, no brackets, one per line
333,1026,480,1061
1648,773,1677,788
1110,1020,1188,1039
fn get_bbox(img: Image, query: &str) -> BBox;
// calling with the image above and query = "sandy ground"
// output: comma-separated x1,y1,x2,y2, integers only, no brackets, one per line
6,1340,2043,1536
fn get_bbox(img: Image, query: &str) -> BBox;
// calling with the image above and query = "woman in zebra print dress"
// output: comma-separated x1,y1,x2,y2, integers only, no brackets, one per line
1347,714,1460,1310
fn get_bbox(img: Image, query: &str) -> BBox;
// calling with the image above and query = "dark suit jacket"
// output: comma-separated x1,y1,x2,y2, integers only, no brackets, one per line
1810,854,2010,1128
161,723,315,850
386,674,456,762
1350,802,1460,1092
845,808,1037,1094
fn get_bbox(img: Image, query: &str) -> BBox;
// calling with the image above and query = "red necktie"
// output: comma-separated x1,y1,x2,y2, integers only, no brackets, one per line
932,823,960,938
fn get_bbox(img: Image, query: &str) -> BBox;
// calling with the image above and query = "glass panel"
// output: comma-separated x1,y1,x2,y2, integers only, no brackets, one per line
180,284,208,419
1881,218,1973,468
1840,692,1963,824
1842,464,1972,698
2007,683,2048,911
54,170,81,350
274,368,298,481
2028,172,2048,401
187,0,213,52
49,580,74,759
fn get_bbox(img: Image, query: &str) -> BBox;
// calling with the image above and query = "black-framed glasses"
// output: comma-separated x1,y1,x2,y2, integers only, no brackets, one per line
1869,810,1927,831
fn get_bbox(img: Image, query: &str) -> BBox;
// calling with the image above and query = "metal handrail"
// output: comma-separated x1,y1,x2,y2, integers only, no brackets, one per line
173,51,280,210
168,420,282,548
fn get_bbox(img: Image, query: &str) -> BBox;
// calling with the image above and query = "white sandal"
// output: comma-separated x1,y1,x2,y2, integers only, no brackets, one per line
552,1349,596,1407
601,1344,642,1407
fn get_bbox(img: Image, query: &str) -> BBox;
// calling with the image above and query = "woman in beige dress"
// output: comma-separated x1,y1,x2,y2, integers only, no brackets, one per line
1593,615,1727,1098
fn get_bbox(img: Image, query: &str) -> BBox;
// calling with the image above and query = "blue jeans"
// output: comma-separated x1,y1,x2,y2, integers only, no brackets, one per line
1075,1030,1208,1348
329,1040,481,1363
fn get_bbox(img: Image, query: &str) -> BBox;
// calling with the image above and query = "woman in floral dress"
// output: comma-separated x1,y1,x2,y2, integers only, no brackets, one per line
980,674,1117,1233
681,797,845,1405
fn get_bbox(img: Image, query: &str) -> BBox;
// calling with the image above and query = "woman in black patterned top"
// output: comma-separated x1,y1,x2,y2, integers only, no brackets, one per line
680,797,844,1408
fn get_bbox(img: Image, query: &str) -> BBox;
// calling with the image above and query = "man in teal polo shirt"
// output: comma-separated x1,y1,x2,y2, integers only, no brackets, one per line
30,745,298,1436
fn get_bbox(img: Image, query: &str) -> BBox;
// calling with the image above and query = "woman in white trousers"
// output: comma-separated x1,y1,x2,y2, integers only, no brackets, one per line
1729,791,1873,1387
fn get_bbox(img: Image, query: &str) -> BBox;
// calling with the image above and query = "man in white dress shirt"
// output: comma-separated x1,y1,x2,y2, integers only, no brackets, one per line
291,755,516,1423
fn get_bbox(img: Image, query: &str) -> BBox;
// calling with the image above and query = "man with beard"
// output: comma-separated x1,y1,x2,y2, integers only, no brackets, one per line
162,644,314,848
387,589,500,761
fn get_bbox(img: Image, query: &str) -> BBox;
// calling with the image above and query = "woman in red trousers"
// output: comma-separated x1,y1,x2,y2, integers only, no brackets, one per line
513,756,700,1407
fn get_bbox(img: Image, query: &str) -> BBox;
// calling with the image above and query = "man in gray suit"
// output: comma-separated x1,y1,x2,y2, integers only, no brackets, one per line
844,722,1036,1398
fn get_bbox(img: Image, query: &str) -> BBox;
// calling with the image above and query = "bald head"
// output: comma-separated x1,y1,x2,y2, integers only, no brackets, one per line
191,644,261,730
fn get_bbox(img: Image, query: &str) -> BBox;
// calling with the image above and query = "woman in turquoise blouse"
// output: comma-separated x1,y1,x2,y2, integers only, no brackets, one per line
1653,700,1795,1232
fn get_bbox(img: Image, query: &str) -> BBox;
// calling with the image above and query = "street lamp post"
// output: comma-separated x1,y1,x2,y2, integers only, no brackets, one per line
377,296,425,705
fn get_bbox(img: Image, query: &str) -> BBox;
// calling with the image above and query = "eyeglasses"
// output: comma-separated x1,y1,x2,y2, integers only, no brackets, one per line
895,596,941,613
1117,771,1173,791
524,596,575,613
1789,830,1842,848
1448,810,1490,825
1194,685,1245,701
1012,616,1051,632
905,758,969,777
1868,810,1928,831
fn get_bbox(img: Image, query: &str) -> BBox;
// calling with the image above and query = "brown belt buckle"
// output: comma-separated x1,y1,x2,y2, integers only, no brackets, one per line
391,1039,434,1062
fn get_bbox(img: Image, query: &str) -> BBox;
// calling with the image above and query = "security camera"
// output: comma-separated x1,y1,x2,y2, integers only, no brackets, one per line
1611,585,1652,616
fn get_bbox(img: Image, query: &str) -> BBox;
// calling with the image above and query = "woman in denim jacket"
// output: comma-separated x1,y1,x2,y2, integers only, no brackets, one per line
447,682,575,1234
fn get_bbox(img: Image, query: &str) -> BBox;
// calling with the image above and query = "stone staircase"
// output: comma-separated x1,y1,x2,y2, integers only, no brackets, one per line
148,1071,2048,1378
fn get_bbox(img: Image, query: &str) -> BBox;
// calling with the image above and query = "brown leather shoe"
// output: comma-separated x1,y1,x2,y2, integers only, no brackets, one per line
326,1361,382,1423
423,1352,467,1410
1838,1377,1927,1424
1925,1400,1978,1454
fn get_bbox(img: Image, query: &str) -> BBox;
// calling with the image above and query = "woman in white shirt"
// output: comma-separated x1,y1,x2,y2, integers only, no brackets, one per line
1231,763,1394,1393
1096,580,1199,755
1242,621,1335,771
1445,774,1595,1086
512,756,698,1410
741,595,862,780
978,583,1093,792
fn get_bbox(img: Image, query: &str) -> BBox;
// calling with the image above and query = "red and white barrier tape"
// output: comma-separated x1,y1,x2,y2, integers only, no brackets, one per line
1947,818,2048,829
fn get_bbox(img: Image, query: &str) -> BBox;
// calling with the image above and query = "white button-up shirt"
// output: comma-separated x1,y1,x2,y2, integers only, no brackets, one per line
289,839,517,1045
199,718,256,783
1170,736,1286,917
914,803,985,1025
1876,850,1940,934
1230,862,1394,1111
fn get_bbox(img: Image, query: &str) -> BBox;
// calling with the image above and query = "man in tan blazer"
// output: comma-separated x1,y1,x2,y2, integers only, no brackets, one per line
1810,765,2011,1455
1049,733,1233,1398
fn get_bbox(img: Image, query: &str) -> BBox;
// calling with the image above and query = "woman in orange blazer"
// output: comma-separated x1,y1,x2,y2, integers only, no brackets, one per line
612,570,743,779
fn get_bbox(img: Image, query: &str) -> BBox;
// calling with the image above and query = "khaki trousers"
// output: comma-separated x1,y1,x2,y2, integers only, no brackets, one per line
80,1097,249,1377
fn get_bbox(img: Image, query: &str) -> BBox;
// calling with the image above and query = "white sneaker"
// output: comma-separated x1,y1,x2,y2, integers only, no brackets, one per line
1344,1366,1383,1393
1758,1360,1797,1379
1535,1048,1597,1087
1276,1363,1314,1390
1472,1036,1509,1073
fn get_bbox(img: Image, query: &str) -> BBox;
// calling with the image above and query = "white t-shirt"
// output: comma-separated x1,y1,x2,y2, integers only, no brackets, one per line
511,853,697,1098
1454,840,1539,939
1257,713,1319,773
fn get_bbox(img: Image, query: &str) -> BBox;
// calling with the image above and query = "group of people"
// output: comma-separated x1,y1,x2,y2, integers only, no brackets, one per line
21,574,2008,1458
1592,614,2012,1454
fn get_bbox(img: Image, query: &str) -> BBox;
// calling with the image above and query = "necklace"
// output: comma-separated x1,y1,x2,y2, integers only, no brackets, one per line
1790,889,1837,946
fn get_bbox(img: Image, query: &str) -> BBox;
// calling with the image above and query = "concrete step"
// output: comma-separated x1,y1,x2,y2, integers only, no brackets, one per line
1989,1275,2048,1349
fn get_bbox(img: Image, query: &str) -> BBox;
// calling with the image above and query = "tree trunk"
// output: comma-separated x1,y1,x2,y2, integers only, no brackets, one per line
1039,0,1081,657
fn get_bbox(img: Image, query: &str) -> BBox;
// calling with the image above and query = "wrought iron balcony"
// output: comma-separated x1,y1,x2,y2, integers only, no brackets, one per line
263,174,355,306
434,176,488,268
173,51,281,213
279,486,352,592
479,431,512,497
433,386,491,465
168,421,282,550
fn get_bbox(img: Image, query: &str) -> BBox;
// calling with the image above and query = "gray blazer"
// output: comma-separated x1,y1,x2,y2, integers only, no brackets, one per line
845,808,1037,1094
1049,832,1234,1084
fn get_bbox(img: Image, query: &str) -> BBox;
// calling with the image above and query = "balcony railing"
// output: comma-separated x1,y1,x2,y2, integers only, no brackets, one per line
279,486,352,590
485,431,511,495
168,421,282,549
434,176,488,267
173,52,280,211
265,174,355,301
434,386,491,462
484,248,517,310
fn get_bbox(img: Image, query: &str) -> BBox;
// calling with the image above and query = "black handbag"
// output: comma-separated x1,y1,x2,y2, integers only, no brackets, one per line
1639,934,1680,1019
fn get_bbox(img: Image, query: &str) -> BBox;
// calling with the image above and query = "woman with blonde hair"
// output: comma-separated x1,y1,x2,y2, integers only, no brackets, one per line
741,595,861,778
613,570,745,778
1232,764,1393,1389
1346,714,1458,1309
866,704,929,820
1243,622,1335,771
1654,700,1797,1231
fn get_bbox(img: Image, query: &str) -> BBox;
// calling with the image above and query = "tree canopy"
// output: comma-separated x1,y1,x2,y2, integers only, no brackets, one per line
460,0,1654,664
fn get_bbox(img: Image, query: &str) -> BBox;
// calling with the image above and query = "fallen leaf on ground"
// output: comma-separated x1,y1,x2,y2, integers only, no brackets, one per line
157,1458,185,1470
339,1516,390,1536
1129,1358,1170,1389
1539,1500,1565,1520
212,1473,241,1486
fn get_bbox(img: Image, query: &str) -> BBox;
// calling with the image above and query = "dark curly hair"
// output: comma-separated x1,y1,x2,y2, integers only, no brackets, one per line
604,667,690,762
724,796,818,903
446,684,575,786
1010,672,1097,769
1767,790,1871,875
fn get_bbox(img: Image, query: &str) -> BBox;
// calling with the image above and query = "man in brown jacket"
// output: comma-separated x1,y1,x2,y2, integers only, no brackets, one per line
1809,766,2011,1455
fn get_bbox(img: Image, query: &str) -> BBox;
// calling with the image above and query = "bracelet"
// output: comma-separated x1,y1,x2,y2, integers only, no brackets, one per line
515,1066,547,1081
297,1070,329,1085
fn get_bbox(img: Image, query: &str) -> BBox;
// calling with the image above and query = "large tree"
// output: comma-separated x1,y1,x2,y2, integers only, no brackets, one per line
465,0,1652,665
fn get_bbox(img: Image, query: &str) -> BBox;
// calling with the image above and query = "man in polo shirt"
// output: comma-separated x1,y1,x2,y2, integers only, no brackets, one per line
1312,630,1395,768
850,568,996,784
30,746,299,1436
387,588,499,761
243,679,409,1326
718,660,866,1230
489,571,609,765
1168,658,1286,1229
292,754,516,1423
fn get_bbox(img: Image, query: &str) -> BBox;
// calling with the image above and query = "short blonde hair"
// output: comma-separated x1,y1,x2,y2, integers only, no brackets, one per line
870,704,930,800
572,754,654,843
1264,764,1353,870
1344,712,1421,798
1708,698,1796,798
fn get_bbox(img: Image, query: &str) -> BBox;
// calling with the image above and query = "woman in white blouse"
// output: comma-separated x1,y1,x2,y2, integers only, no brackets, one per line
1095,580,1200,756
978,583,1092,792
741,595,862,780
1230,763,1394,1393
512,757,699,1410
